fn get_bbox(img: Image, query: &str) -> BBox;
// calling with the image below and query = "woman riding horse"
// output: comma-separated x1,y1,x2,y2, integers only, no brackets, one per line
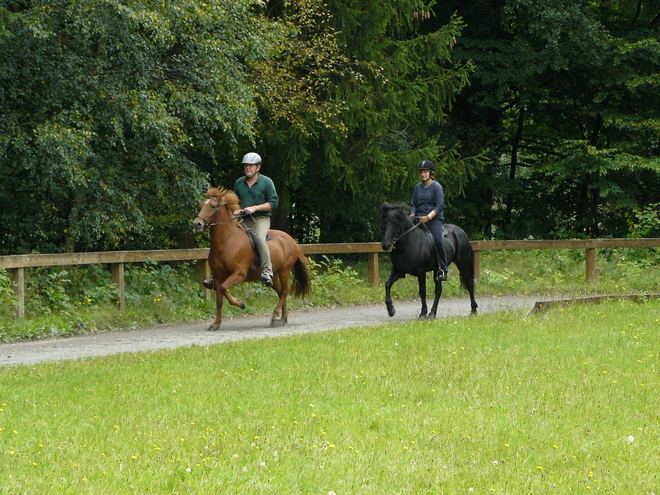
381,202,478,319
410,159,448,282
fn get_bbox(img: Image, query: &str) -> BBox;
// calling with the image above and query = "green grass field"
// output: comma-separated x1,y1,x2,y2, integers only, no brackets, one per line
1,299,658,494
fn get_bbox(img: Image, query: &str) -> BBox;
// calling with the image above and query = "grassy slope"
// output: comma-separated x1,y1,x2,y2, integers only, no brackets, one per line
0,300,658,493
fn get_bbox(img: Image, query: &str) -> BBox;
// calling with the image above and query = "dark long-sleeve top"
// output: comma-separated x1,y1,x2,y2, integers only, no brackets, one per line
410,180,445,221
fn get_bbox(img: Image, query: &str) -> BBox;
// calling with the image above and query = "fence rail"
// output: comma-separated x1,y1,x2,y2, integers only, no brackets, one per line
2,238,659,318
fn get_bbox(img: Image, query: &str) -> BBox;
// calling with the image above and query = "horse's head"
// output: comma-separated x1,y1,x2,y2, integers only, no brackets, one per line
193,187,241,232
380,202,412,251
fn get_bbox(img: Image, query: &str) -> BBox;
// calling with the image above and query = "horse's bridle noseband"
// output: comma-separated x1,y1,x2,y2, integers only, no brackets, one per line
194,196,222,226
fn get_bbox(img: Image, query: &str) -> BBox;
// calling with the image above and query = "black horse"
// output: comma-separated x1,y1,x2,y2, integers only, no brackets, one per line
380,202,478,318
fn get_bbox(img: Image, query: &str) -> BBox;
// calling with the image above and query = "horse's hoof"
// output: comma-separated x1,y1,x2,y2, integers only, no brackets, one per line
270,318,286,327
387,306,396,317
207,325,220,331
428,313,436,320
239,302,246,310
417,314,427,320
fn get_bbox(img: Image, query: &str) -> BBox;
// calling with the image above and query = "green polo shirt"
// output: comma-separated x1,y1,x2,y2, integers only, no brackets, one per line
233,174,279,217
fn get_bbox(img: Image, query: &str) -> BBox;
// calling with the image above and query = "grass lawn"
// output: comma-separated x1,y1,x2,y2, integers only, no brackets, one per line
1,299,658,493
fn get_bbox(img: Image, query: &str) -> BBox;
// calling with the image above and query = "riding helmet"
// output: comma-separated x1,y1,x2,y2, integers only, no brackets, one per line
242,152,262,165
418,159,435,171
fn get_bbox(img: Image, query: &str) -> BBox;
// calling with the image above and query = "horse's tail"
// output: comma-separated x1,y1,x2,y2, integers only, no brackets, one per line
458,232,476,291
292,250,312,298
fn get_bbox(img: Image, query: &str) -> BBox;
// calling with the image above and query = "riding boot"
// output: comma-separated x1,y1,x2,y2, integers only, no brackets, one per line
202,278,215,290
434,245,448,282
260,272,273,287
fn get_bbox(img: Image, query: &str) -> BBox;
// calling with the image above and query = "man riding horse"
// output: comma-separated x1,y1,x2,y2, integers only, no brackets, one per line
202,152,279,289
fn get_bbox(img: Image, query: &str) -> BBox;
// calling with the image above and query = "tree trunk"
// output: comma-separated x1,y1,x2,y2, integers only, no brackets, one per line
504,104,525,227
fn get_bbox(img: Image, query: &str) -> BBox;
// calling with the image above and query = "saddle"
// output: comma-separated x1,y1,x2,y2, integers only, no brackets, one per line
419,223,448,238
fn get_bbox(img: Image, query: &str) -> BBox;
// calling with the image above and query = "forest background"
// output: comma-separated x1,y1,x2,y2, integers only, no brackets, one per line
2,0,660,255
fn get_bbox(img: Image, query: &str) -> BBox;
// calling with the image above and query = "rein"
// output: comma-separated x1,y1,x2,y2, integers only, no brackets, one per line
209,211,251,227
390,217,424,248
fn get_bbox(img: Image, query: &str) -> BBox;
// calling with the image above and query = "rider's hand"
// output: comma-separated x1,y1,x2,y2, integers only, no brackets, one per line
419,215,430,223
233,209,243,217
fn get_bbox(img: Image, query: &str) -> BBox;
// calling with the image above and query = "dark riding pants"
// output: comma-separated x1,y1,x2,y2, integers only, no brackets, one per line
427,219,448,272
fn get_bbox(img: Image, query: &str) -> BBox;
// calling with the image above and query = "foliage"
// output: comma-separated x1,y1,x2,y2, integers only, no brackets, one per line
0,268,16,318
0,0,287,253
436,0,660,239
283,2,483,242
123,261,196,307
1,300,659,493
2,0,660,254
24,265,117,317
306,255,364,305
631,202,660,237
209,0,484,242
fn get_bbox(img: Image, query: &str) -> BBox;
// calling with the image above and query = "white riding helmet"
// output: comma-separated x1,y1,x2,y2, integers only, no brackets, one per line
242,152,262,165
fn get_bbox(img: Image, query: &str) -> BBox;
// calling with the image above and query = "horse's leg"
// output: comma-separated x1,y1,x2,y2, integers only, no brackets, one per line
459,264,479,314
208,284,225,331
207,273,248,331
428,271,443,319
216,273,248,310
384,271,405,317
270,269,291,327
417,274,429,319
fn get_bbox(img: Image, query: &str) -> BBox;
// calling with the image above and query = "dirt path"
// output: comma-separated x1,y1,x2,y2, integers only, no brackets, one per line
0,295,543,367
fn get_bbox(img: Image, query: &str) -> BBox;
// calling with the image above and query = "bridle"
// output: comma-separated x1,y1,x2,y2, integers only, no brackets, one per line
386,209,423,248
392,221,423,246
195,196,249,228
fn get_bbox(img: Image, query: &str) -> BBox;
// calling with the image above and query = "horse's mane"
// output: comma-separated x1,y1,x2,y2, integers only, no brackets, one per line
381,202,412,225
207,187,241,213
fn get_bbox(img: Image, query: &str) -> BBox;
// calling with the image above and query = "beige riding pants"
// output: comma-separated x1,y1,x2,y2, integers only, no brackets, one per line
243,215,273,276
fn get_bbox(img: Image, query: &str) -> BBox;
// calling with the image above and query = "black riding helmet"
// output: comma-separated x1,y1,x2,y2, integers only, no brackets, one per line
418,159,435,171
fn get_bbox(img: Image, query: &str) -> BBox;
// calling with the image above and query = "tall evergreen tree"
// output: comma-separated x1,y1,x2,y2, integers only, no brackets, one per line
247,0,482,242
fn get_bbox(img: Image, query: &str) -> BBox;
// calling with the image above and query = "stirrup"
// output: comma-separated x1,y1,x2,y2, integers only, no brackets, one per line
435,269,447,282
260,272,273,287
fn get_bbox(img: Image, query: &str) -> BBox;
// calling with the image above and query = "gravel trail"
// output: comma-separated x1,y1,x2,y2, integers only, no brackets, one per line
0,295,543,367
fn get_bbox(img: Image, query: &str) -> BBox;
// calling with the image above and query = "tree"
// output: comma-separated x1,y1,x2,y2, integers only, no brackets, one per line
435,0,660,239
0,0,287,253
229,0,483,243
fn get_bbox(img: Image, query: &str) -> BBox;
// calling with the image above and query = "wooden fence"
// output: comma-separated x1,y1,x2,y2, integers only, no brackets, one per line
2,238,659,318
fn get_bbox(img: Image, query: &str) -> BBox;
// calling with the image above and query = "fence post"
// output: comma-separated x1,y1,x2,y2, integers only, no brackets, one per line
9,267,25,319
111,262,125,309
367,252,379,287
586,247,596,284
198,259,212,300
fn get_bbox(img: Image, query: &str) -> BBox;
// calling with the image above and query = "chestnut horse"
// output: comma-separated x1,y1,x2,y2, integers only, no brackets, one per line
193,187,311,330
